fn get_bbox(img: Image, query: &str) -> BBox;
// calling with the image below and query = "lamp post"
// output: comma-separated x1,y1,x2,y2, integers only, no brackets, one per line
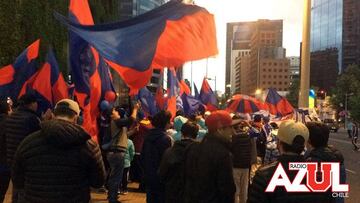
298,0,311,108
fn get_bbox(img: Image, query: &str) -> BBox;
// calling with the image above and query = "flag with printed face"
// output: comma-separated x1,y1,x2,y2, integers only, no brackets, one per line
55,0,217,94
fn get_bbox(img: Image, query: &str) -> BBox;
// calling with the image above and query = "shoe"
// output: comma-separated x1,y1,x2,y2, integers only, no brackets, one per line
122,190,128,195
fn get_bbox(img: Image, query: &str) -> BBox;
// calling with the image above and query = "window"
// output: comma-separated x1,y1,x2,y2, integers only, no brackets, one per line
285,70,288,72
274,63,277,66
279,81,282,85
279,75,282,78
268,81,271,85
284,76,288,79
268,62,272,66
279,88,282,91
273,82,277,85
274,75,277,79
274,69,277,72
284,88,288,91
279,69,283,72
263,68,267,72
268,69,271,72
268,75,272,78
284,82,288,85
262,81,266,85
263,62,267,66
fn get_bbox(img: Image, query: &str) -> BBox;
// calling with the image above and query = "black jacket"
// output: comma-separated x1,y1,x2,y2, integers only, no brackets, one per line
5,107,40,166
0,114,8,171
159,139,197,203
141,128,172,191
12,119,106,203
232,132,252,168
248,154,332,203
305,146,346,202
184,135,236,203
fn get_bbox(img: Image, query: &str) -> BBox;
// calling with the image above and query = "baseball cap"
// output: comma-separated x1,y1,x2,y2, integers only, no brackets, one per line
205,110,241,132
54,99,80,116
277,120,309,145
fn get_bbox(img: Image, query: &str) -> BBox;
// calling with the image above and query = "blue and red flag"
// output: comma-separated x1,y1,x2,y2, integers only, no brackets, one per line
194,83,200,100
31,48,68,110
167,68,179,118
0,39,40,100
179,80,191,96
137,87,158,117
265,88,294,117
181,93,204,116
55,0,217,94
69,0,115,140
155,86,166,110
199,78,218,111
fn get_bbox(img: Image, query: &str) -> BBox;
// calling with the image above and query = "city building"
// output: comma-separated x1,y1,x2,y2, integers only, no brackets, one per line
288,56,300,82
239,20,290,95
225,22,255,97
310,0,360,91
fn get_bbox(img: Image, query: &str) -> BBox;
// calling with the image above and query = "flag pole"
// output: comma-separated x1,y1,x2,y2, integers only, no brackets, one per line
206,58,208,77
191,61,193,94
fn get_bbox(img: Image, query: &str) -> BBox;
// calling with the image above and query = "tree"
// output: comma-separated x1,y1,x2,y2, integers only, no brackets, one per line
286,78,300,108
330,65,360,121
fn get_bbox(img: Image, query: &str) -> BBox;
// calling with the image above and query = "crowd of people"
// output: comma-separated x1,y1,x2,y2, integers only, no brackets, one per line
0,93,353,203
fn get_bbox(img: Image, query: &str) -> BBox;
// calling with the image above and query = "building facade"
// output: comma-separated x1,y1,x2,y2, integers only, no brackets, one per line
239,20,290,96
225,22,255,97
288,56,300,82
310,0,360,91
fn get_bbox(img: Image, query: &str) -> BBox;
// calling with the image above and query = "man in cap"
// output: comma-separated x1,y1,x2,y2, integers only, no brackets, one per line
183,110,237,203
248,120,331,203
4,93,40,202
12,99,106,203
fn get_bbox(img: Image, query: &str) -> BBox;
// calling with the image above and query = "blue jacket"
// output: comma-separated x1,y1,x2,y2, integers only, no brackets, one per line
124,139,135,168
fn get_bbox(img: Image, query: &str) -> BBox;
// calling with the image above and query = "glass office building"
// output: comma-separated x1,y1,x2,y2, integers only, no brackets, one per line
311,0,343,72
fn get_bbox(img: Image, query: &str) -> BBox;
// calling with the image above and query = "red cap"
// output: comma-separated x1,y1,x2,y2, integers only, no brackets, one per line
205,110,240,132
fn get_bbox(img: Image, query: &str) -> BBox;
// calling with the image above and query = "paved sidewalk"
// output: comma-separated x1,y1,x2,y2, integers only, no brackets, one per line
4,182,146,203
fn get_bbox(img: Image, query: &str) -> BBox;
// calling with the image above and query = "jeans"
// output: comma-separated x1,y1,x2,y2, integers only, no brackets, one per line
121,167,130,191
107,152,125,202
233,168,249,203
0,170,10,203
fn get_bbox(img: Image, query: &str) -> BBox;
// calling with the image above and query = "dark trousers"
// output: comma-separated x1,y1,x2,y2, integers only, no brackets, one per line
348,130,352,138
121,167,130,191
0,170,10,203
107,152,125,202
130,154,145,191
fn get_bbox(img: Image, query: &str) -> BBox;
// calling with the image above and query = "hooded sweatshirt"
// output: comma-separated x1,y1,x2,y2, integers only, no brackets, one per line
141,128,172,190
12,119,106,203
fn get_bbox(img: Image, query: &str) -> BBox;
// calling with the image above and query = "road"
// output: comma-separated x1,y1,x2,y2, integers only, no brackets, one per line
328,129,360,203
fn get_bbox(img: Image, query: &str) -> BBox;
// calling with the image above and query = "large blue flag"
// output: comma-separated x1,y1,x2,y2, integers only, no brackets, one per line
0,39,40,100
55,0,217,94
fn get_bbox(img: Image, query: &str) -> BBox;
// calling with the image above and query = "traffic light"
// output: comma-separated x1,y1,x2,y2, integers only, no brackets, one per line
316,90,326,100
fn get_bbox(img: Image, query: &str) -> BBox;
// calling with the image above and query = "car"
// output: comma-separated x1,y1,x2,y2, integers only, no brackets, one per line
323,119,339,133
